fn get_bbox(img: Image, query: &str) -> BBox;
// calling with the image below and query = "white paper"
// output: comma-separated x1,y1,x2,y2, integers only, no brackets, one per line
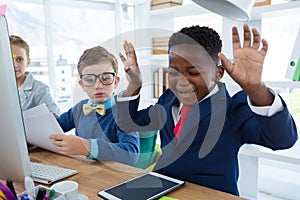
23,104,64,154
23,103,49,118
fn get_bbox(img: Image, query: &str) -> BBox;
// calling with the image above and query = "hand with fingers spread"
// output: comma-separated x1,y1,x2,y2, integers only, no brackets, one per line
119,40,142,97
114,25,298,196
219,24,274,106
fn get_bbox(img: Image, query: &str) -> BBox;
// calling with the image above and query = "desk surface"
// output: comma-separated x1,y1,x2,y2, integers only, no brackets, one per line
12,148,244,200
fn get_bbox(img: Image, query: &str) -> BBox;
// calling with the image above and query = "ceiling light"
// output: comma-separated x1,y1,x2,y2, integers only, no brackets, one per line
191,0,256,21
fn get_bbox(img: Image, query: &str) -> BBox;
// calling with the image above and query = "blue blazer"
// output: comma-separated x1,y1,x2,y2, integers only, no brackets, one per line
116,82,298,195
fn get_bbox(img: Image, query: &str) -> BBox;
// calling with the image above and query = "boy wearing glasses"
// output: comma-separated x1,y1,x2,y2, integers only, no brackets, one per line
50,46,140,166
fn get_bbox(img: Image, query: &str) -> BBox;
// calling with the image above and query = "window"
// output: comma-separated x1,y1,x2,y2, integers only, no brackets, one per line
3,0,135,113
254,6,300,200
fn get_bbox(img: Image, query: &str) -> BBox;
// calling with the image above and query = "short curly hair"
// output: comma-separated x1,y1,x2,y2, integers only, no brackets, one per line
77,46,118,76
168,25,222,64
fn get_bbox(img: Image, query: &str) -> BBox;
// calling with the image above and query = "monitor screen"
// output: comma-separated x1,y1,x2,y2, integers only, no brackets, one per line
0,14,32,181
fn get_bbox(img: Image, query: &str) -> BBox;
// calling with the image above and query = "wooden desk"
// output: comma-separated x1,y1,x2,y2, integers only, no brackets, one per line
12,148,244,200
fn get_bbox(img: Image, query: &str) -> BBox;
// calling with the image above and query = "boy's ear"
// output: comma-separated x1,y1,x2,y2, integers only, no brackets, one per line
27,58,31,67
215,65,224,81
78,80,85,91
114,76,120,89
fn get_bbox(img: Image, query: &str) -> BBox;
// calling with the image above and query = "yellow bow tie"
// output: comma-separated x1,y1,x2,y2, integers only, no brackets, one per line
82,104,106,116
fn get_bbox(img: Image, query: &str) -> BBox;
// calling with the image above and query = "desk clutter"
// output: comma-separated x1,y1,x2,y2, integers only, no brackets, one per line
0,177,88,200
18,185,64,200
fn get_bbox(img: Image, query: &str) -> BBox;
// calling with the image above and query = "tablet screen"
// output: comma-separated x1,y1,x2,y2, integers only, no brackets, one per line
98,172,184,200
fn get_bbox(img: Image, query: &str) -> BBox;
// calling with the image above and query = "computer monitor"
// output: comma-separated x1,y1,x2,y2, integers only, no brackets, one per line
0,14,32,181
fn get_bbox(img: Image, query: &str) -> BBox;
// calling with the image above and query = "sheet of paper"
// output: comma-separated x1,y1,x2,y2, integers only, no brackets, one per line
23,104,63,154
23,103,49,118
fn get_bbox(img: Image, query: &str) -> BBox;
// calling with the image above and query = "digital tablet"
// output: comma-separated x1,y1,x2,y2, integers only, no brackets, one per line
97,172,185,200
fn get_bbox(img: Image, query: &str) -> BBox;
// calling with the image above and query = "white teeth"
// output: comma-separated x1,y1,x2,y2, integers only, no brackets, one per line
180,90,194,94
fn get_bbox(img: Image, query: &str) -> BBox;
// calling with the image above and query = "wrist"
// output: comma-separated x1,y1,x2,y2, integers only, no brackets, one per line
80,138,91,156
124,85,141,97
244,83,274,106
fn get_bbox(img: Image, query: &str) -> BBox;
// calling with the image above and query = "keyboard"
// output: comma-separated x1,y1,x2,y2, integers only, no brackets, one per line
30,162,78,184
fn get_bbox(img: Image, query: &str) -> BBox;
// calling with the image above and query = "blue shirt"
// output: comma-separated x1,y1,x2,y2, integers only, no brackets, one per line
56,96,140,166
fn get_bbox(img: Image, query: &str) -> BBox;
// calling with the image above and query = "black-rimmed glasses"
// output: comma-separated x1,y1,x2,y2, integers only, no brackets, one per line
80,72,116,87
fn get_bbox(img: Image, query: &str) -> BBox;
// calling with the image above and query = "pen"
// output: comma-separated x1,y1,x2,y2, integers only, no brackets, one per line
6,178,17,199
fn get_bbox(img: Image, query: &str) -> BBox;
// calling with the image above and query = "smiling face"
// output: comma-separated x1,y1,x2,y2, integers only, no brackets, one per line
79,61,120,104
168,44,222,106
11,44,30,85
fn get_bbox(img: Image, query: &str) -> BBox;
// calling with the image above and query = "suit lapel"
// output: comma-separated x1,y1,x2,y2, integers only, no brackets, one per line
163,95,179,141
177,83,228,149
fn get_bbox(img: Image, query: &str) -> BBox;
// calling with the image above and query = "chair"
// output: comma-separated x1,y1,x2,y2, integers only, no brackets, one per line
134,131,161,171
145,143,162,172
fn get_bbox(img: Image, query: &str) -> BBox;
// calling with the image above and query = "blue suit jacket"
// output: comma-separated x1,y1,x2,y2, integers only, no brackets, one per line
116,82,298,195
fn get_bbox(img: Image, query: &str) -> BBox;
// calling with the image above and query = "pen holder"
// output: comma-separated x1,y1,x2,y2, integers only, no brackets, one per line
18,185,65,200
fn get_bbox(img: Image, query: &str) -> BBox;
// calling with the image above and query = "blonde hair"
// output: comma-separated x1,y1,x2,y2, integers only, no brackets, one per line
77,46,118,75
9,35,30,59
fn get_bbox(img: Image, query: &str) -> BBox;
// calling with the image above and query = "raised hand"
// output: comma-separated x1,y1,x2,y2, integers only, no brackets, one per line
219,24,274,106
119,40,142,96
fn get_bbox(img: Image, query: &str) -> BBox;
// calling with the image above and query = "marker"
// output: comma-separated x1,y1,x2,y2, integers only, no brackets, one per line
19,193,25,199
0,190,6,199
43,194,49,200
6,178,17,199
22,194,29,200
49,189,56,199
36,187,46,200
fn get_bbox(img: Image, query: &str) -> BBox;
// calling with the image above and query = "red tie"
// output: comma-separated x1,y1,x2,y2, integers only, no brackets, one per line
174,106,192,139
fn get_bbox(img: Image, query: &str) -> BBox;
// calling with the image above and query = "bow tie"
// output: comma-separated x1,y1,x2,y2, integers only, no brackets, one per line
82,104,106,116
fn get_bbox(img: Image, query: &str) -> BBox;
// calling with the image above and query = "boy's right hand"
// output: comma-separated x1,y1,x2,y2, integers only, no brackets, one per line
49,134,90,156
119,41,142,97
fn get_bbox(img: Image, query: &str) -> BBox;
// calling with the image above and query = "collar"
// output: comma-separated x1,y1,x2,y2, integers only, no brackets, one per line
19,72,34,91
176,83,220,119
87,95,116,110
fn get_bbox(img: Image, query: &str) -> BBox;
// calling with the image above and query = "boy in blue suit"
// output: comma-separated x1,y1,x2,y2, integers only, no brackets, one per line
116,24,298,195
50,46,139,166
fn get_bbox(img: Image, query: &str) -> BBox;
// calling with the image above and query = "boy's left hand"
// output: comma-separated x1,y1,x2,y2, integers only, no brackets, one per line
219,24,274,106
49,134,90,156
119,40,142,96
